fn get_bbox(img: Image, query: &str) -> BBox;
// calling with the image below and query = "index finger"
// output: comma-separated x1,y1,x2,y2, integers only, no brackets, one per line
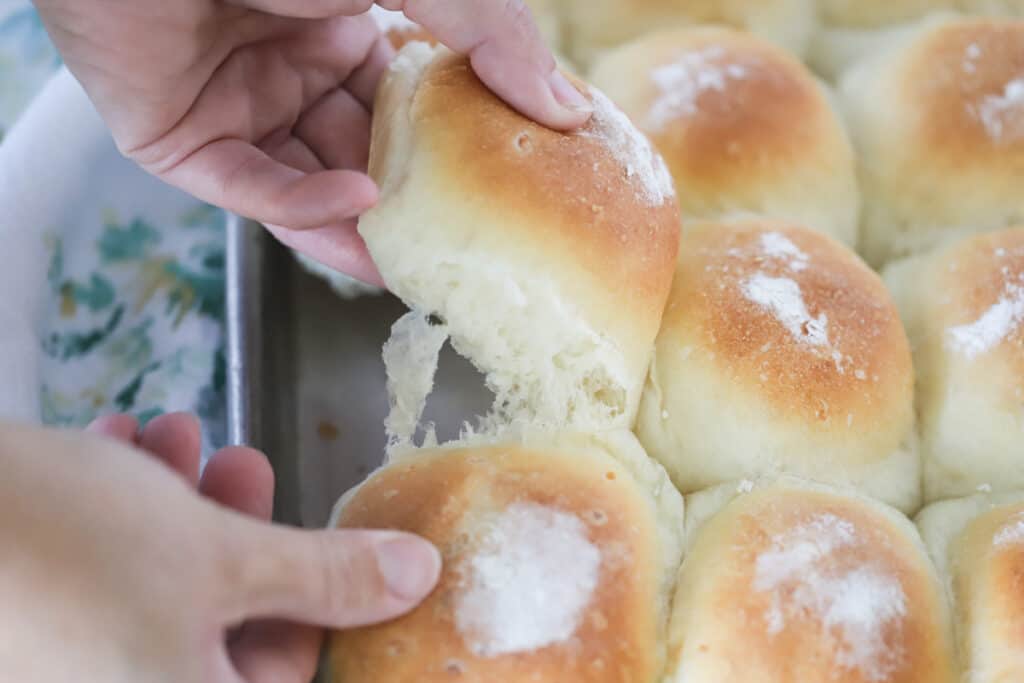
380,0,592,130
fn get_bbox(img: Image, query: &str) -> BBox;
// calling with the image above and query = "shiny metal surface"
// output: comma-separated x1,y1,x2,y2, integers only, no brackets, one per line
224,213,491,530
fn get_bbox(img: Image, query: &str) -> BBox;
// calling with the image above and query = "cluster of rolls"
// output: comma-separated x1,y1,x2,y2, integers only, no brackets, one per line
324,4,1024,682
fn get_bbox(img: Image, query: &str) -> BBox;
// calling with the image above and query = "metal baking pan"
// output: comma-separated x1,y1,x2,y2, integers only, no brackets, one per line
224,213,491,529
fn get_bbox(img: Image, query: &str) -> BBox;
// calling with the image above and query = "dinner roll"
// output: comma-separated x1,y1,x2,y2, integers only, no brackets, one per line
327,431,685,683
556,0,815,69
838,16,1024,267
361,43,680,440
590,27,859,247
667,478,958,683
636,219,919,513
916,492,1024,682
884,228,1024,503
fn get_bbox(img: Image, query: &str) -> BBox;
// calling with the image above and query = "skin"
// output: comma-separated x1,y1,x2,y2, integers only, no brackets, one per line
0,413,441,682
31,0,593,285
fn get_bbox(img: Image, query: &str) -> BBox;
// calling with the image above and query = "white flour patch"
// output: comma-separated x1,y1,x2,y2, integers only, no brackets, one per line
455,503,601,657
735,232,846,370
994,513,1024,547
760,232,810,271
583,88,675,207
646,46,749,131
972,77,1024,143
963,42,982,74
753,513,907,682
742,274,831,348
946,278,1024,359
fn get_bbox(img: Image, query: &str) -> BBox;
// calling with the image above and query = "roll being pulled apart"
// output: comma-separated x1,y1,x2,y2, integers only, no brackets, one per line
636,219,920,513
360,43,681,446
326,431,685,683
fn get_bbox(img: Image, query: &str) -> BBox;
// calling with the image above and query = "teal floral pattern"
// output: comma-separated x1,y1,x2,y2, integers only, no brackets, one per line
40,205,228,455
3,1,228,457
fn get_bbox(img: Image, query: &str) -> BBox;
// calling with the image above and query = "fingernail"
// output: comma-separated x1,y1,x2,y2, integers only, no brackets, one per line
548,71,592,114
375,536,442,601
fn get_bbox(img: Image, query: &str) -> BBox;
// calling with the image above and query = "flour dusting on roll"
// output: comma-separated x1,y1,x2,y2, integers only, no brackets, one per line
454,502,601,657
667,479,957,683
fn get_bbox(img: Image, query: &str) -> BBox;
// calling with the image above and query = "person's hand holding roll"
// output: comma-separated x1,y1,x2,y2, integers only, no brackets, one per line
31,0,591,285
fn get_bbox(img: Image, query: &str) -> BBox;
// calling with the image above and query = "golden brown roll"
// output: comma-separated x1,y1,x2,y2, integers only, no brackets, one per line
326,431,685,683
590,27,859,246
555,0,815,69
916,492,1024,683
668,478,958,683
361,43,680,439
884,228,1024,503
636,219,919,513
838,15,1024,266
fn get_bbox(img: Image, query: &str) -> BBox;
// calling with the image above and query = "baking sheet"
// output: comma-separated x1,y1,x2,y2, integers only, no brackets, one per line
225,213,492,529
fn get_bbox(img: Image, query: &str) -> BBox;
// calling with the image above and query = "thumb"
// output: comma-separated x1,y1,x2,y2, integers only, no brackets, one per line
216,520,442,629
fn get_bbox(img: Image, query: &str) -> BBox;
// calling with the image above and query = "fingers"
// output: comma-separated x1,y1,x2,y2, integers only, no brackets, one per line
228,0,374,18
296,89,372,171
86,412,201,486
139,413,202,487
219,525,441,628
230,621,323,683
342,34,393,110
232,0,589,130
260,130,385,286
200,447,276,521
87,414,140,444
158,139,379,231
391,0,592,130
266,222,385,287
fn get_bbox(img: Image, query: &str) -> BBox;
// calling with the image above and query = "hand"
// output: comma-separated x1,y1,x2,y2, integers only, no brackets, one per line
0,413,441,682
31,0,591,285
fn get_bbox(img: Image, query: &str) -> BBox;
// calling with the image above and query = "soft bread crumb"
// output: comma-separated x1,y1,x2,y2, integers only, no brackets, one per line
382,310,448,450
